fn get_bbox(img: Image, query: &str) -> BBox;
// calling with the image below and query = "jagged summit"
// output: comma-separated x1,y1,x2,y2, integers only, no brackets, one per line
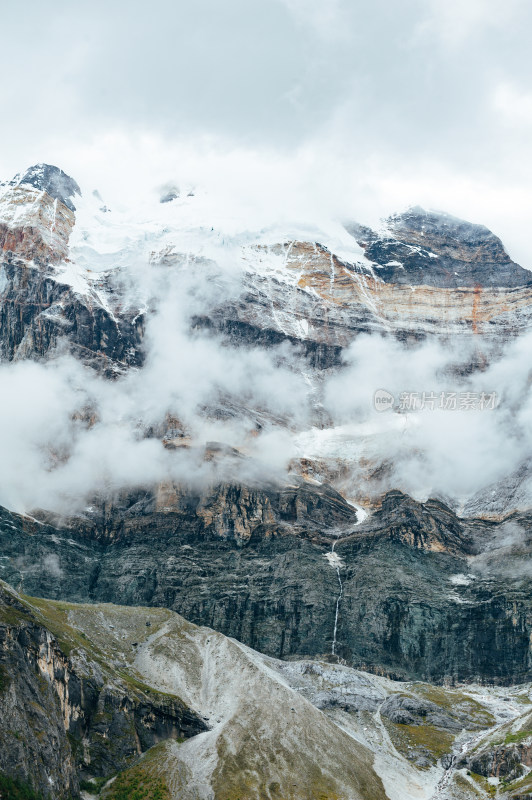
348,207,532,288
0,163,80,265
388,206,512,261
11,163,81,211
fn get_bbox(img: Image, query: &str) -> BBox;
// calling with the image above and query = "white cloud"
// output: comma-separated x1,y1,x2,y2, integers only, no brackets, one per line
279,0,349,40
493,82,532,127
417,0,524,46
322,331,532,502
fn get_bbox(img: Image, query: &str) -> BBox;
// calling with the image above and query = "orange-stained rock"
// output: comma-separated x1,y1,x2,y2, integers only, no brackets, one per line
0,184,75,264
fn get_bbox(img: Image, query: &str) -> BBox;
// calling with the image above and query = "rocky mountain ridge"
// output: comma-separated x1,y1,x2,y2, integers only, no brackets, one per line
349,206,532,288
2,484,532,685
2,164,532,379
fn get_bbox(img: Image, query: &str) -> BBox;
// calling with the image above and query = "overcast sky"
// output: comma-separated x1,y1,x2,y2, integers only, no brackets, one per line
2,0,532,260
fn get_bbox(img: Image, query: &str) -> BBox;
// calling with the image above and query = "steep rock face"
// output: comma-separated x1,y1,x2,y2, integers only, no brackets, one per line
3,166,532,690
191,210,532,364
0,602,77,798
11,164,81,212
0,164,81,264
39,479,358,544
348,208,532,288
0,583,206,798
463,458,532,519
0,166,145,372
0,183,75,265
198,235,532,364
0,258,144,371
467,741,532,782
4,169,532,380
2,489,532,684
364,490,473,555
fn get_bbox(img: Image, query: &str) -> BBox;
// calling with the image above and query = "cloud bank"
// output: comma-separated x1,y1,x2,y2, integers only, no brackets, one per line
1,0,532,262
2,240,532,516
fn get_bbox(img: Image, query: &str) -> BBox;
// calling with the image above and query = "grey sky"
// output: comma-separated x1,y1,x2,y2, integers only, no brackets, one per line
2,0,532,259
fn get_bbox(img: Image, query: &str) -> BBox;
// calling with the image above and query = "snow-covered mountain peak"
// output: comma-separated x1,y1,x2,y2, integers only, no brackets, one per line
10,163,81,212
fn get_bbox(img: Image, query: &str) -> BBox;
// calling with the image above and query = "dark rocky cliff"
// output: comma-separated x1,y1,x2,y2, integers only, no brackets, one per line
1,487,531,685
0,583,206,798
348,207,532,288
0,165,145,374
11,164,81,212
0,258,144,372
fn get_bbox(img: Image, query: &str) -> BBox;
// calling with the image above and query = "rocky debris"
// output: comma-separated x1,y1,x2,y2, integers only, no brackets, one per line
311,689,381,713
0,582,207,798
378,692,493,770
273,656,532,798
275,659,386,712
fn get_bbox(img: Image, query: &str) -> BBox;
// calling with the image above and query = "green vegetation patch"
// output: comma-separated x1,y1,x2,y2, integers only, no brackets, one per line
0,771,44,800
452,773,483,798
469,771,497,797
101,760,170,800
503,769,532,797
513,693,532,706
211,731,388,800
0,664,10,693
504,729,532,745
18,596,187,708
382,717,454,768
483,722,532,751
116,673,186,707
414,684,494,726
21,596,106,660
79,776,110,794
0,603,31,627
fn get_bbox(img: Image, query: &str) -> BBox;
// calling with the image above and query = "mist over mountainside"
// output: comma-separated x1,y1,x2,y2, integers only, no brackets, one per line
3,164,532,800
2,164,532,513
